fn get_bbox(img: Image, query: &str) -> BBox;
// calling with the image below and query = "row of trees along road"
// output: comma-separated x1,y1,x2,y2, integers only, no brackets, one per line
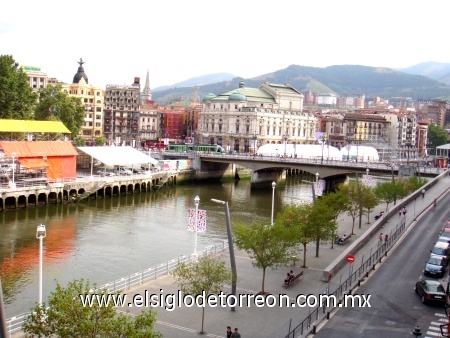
232,175,427,295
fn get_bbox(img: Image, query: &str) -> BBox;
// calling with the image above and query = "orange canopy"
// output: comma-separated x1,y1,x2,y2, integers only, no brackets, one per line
18,158,50,169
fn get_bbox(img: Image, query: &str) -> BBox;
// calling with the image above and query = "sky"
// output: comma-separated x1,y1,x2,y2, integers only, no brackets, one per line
1,0,449,90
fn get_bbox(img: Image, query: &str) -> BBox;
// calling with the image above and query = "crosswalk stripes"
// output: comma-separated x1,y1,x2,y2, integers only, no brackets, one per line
425,313,448,337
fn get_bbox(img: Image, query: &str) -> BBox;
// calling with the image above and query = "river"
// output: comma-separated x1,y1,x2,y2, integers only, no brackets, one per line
0,176,317,318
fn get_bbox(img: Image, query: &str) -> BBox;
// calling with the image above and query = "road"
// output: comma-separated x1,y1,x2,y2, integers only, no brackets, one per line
314,192,450,338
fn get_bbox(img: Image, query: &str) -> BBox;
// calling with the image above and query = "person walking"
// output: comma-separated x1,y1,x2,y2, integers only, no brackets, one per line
385,234,388,244
226,326,233,338
402,207,407,216
422,189,426,198
398,208,402,217
231,328,241,338
379,233,383,245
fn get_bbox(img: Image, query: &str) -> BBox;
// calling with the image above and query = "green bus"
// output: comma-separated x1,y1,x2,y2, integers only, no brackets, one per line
166,144,225,153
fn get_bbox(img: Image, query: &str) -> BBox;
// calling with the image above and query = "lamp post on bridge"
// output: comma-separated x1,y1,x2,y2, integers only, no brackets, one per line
252,132,257,156
283,134,289,157
320,134,327,164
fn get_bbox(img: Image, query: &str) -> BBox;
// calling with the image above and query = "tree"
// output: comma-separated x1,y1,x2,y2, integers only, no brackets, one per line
234,220,294,293
275,204,315,268
309,197,337,257
360,185,379,224
338,182,361,235
428,124,448,152
73,136,86,147
0,54,37,120
374,181,398,210
34,84,85,137
23,279,161,338
318,191,348,248
95,136,107,146
171,255,232,334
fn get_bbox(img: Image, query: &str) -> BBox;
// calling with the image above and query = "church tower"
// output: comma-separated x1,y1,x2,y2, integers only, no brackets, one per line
142,70,152,103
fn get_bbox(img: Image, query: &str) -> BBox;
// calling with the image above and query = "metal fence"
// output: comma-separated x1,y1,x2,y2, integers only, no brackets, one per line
5,240,228,337
283,220,406,338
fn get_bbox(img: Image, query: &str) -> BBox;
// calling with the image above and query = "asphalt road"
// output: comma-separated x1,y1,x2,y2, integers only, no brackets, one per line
314,193,450,338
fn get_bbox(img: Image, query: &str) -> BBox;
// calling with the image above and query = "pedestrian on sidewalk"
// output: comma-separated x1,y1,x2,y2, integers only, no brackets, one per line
379,233,383,245
226,326,232,338
398,208,402,217
422,189,426,198
232,328,241,338
402,207,407,216
385,234,388,244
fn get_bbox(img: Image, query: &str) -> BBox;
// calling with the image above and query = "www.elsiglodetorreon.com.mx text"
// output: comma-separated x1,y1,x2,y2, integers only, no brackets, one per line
79,289,371,311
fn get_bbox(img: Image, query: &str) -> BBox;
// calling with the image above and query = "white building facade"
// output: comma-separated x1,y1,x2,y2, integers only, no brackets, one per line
199,82,318,153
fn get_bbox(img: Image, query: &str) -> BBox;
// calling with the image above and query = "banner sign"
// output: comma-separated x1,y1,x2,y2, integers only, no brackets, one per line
188,209,207,233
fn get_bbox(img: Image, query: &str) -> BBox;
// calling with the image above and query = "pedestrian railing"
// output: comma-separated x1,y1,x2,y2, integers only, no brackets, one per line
283,219,406,338
5,240,228,337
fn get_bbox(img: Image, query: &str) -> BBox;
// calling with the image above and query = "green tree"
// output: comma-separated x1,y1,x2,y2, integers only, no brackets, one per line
275,204,315,268
234,220,294,293
23,279,161,338
0,55,37,120
360,185,379,224
338,182,361,235
95,136,107,146
428,124,449,152
374,181,402,211
403,176,428,194
310,197,337,257
318,191,349,248
34,84,85,137
172,255,232,334
73,136,86,147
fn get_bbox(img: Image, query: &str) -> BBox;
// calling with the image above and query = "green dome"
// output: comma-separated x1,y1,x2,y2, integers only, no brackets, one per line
229,90,246,101
202,93,216,101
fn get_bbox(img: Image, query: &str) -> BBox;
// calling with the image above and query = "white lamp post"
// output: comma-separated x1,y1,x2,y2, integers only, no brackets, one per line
271,181,276,226
193,196,200,261
36,224,46,306
11,152,17,189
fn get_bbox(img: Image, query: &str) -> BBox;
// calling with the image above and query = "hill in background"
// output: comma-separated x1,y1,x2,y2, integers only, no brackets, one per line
152,72,236,92
152,64,450,105
397,61,450,85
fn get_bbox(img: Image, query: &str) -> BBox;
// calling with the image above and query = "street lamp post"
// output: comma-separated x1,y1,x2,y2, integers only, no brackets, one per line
230,133,234,153
36,224,46,306
193,196,200,261
320,135,327,164
252,133,257,156
271,181,276,226
405,141,411,165
283,134,288,157
210,198,237,311
391,163,397,205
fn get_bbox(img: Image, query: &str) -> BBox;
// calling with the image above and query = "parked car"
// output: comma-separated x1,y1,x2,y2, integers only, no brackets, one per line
442,221,450,232
97,169,115,177
430,242,450,265
415,279,448,305
424,256,446,278
437,236,450,244
114,167,132,175
440,229,450,239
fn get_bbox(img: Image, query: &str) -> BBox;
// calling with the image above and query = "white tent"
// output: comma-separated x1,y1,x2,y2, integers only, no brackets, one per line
339,145,379,162
257,143,342,160
78,146,159,166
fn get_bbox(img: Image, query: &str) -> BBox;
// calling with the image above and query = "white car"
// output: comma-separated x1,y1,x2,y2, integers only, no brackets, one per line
115,167,133,175
97,169,116,177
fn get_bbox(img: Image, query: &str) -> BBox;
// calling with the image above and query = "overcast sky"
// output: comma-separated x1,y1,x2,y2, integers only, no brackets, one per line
1,0,449,90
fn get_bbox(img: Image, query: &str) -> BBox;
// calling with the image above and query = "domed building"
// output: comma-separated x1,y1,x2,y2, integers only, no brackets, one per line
60,58,105,143
199,81,317,153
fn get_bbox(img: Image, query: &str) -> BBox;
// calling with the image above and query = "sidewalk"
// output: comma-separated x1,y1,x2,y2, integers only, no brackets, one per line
120,173,450,338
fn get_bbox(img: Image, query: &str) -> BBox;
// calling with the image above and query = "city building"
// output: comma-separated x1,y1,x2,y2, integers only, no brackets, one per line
317,93,337,106
22,65,49,93
139,102,159,148
61,58,105,143
199,81,317,153
337,94,365,109
103,78,141,146
141,70,152,103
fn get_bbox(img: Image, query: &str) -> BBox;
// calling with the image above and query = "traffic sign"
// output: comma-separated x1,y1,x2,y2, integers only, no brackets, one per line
347,255,355,263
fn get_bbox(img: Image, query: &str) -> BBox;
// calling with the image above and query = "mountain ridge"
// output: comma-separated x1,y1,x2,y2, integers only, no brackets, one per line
151,64,450,105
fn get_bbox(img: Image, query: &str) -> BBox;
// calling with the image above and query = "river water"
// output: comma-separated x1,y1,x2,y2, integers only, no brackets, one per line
0,176,317,318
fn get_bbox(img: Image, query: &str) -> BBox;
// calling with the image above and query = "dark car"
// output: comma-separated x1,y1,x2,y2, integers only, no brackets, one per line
415,279,448,305
424,256,446,278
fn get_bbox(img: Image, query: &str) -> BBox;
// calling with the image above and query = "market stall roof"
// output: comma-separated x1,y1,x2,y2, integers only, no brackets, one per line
0,141,78,157
77,146,159,166
0,120,71,133
18,158,50,169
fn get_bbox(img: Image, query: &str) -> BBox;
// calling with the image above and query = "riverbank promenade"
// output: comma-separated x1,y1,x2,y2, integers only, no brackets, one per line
116,172,450,338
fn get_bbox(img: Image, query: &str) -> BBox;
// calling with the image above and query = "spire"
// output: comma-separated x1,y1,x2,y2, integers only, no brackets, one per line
142,70,152,103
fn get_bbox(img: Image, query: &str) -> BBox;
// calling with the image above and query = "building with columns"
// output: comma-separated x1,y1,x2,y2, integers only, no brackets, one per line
199,82,317,153
61,59,105,143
